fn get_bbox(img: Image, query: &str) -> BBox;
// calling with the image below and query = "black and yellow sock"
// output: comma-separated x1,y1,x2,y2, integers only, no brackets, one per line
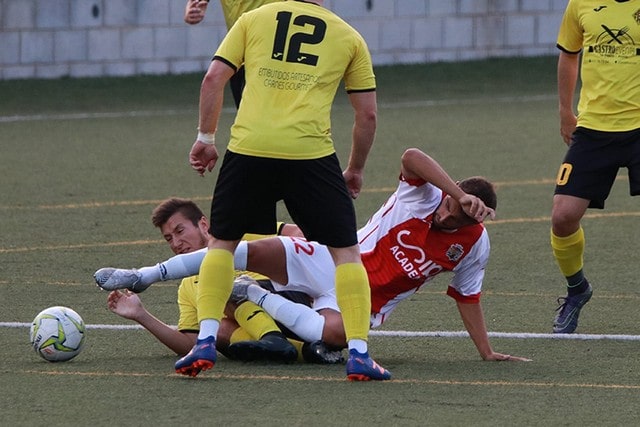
551,227,588,294
229,327,252,344
234,301,281,339
289,339,305,362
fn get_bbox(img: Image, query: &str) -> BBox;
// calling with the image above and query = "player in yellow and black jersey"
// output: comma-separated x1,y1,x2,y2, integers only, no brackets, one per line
181,0,390,380
551,0,640,334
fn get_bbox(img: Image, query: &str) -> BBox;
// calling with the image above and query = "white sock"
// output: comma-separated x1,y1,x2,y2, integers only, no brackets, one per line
135,248,207,286
137,265,162,286
197,319,219,340
157,248,207,281
348,339,367,354
248,285,324,342
233,241,249,270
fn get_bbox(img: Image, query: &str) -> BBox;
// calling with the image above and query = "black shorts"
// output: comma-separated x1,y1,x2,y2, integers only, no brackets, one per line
554,127,640,209
209,151,358,247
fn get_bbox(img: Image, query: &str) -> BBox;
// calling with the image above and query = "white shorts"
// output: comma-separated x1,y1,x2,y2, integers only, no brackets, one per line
273,236,340,313
273,236,390,328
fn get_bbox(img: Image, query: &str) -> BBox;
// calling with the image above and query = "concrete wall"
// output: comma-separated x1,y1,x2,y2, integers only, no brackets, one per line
0,0,566,80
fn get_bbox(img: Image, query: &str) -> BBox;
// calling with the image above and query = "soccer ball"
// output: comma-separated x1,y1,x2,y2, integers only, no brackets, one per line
29,306,86,362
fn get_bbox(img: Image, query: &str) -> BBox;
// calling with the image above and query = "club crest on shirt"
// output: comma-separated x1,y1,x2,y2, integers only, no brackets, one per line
446,243,464,262
634,9,640,25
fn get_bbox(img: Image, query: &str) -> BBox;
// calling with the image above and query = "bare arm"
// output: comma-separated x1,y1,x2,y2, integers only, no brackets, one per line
400,148,495,222
198,59,234,134
557,51,580,145
108,291,196,356
343,91,377,199
455,300,530,362
189,59,236,176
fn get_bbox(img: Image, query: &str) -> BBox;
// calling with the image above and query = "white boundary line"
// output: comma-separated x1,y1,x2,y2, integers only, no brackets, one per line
5,321,640,341
369,330,640,341
0,95,555,123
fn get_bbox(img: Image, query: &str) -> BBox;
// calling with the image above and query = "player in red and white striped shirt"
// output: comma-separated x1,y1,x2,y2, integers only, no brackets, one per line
96,148,530,363
233,148,527,361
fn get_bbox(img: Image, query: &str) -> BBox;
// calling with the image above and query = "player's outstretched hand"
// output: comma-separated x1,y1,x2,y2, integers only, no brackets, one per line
107,290,144,321
484,352,532,362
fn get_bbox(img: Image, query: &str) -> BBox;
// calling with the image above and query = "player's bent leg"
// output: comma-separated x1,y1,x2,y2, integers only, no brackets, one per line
227,299,298,363
242,238,289,284
318,308,347,349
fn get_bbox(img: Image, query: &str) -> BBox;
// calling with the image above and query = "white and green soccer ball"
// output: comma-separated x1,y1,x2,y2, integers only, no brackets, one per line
29,306,86,362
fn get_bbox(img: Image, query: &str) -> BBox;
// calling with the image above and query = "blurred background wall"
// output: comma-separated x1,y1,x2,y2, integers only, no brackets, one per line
0,0,565,80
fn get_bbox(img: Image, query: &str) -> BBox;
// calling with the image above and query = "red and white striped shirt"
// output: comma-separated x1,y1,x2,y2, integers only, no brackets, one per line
359,174,489,327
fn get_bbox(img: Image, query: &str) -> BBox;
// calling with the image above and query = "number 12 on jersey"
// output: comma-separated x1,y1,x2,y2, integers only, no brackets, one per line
272,12,326,66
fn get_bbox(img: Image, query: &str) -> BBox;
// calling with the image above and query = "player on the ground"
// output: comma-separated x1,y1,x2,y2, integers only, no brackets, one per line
97,148,530,363
550,0,640,333
104,197,342,364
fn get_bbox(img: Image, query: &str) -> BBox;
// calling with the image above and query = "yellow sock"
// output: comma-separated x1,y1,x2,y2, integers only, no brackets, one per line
550,227,585,277
289,339,305,362
229,327,252,344
234,301,280,339
335,263,370,342
197,249,234,322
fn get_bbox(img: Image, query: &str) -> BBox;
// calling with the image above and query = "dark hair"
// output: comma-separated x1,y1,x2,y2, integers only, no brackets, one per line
458,176,497,210
151,198,205,228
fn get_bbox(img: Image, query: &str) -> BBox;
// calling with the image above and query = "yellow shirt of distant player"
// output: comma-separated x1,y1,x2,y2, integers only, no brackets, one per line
218,0,282,29
557,0,640,131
